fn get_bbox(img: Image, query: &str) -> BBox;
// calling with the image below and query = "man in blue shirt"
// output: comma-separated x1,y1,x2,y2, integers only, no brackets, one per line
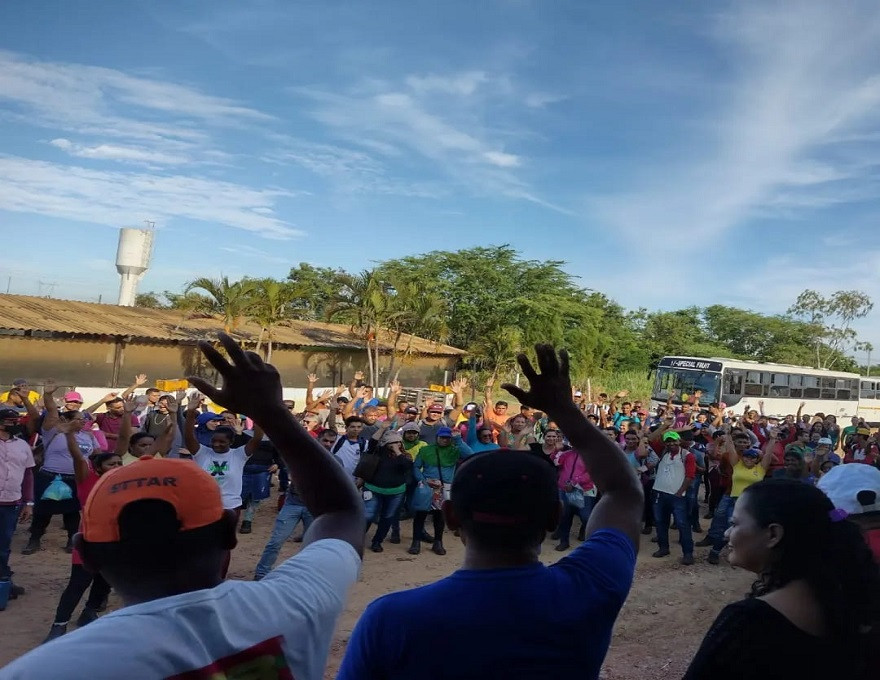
338,344,643,680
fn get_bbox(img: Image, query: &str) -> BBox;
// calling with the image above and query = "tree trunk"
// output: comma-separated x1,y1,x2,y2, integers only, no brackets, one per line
266,338,273,363
391,333,417,384
373,336,380,391
365,330,376,388
384,330,404,395
255,327,265,353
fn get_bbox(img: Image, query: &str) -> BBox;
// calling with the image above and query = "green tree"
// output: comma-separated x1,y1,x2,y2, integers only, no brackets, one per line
134,291,165,308
287,263,349,320
787,289,874,369
245,278,294,362
185,276,256,333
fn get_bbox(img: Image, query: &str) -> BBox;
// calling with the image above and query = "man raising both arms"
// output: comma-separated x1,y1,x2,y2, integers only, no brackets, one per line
1,333,364,680
338,344,643,679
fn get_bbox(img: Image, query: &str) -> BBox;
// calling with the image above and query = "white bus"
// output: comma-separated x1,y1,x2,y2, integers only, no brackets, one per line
650,356,861,420
858,378,880,427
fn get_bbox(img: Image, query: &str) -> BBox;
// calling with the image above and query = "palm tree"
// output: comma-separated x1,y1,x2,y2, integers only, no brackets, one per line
386,285,449,387
185,276,256,333
327,270,398,387
246,278,294,362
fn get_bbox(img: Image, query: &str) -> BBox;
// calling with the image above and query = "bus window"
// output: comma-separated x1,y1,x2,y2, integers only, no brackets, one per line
723,370,743,395
789,374,803,399
820,377,836,400
769,373,789,397
803,375,820,399
744,371,763,397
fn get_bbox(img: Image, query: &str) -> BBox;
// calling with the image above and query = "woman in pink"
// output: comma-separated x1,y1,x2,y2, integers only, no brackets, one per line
554,447,596,551
43,420,122,643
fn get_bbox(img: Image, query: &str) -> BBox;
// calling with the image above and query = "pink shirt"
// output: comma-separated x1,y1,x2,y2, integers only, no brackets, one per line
555,449,594,492
0,435,35,503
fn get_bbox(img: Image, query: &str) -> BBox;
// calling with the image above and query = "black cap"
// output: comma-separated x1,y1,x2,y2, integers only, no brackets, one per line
0,408,21,420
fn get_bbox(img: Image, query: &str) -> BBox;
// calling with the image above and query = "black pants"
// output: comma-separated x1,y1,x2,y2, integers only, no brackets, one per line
30,511,80,540
54,564,111,624
412,510,444,542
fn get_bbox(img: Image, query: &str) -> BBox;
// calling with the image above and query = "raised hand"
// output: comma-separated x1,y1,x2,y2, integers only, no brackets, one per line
616,390,629,398
307,373,318,385
389,379,401,392
501,345,572,415
354,370,365,382
318,389,333,401
175,389,187,402
165,396,179,413
186,392,204,412
43,379,58,396
335,384,346,395
485,375,495,388
187,333,283,418
122,394,139,413
134,374,148,387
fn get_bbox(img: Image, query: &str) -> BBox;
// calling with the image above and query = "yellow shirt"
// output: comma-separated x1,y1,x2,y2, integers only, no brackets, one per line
0,390,41,405
730,461,766,497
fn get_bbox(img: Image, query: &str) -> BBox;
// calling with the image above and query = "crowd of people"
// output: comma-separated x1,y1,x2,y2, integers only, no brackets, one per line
0,341,879,678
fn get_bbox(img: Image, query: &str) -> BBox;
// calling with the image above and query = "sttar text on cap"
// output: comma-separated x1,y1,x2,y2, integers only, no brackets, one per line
82,456,224,543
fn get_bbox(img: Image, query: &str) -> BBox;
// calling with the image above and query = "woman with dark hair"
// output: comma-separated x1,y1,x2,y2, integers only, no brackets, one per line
361,429,412,553
116,394,178,465
23,381,101,555
44,421,123,642
685,478,880,679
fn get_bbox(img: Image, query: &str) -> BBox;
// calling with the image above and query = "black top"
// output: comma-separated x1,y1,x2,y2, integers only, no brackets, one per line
369,452,413,489
683,598,852,680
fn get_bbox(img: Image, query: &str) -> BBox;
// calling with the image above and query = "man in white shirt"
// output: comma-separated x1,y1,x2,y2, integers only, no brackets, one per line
1,333,365,680
184,399,263,510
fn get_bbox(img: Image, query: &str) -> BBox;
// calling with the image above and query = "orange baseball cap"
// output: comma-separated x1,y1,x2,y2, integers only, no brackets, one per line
82,456,224,543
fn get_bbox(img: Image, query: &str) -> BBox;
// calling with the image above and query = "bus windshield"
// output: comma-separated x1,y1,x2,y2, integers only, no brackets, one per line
653,368,721,405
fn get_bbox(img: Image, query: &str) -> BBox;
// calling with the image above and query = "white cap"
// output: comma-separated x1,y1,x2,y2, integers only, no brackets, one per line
817,464,880,515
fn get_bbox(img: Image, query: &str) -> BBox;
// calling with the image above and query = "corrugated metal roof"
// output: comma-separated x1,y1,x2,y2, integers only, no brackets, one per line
0,294,464,356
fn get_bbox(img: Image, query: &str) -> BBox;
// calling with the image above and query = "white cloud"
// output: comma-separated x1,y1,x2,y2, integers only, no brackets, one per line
49,138,190,165
0,156,301,239
588,2,880,244
483,151,521,168
404,71,489,96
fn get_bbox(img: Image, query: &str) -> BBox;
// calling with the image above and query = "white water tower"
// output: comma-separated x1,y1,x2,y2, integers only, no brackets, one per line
115,225,154,306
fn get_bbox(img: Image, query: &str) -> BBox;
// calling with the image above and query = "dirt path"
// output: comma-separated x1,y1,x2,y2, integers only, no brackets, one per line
1,502,752,678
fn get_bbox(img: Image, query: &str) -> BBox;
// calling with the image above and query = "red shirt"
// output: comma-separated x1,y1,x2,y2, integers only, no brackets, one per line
72,466,100,565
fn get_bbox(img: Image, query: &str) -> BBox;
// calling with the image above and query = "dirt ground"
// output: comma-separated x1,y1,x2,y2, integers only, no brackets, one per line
1,501,753,679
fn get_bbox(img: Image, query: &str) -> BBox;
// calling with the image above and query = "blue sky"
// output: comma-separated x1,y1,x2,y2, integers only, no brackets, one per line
1,1,879,355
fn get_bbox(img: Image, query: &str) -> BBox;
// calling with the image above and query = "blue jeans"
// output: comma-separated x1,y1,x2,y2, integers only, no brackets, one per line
653,491,693,556
253,496,314,579
0,504,20,581
364,493,404,545
707,494,737,554
364,492,404,546
556,490,595,545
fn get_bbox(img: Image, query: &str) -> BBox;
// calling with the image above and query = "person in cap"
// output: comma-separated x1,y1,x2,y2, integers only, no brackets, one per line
408,426,473,556
23,381,101,556
0,407,35,603
844,428,879,465
418,401,455,445
184,393,264,577
361,428,413,553
702,436,773,566
818,463,880,563
3,332,365,679
0,379,41,410
775,447,814,484
43,422,123,642
338,345,642,680
685,478,880,680
651,430,697,565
